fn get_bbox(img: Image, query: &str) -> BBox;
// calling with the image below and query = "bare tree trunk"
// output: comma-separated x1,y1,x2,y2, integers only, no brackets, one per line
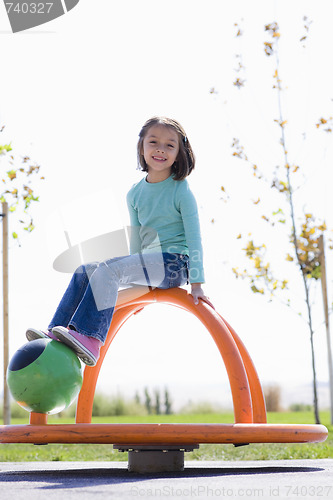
304,281,321,424
286,168,321,424
2,201,10,425
276,50,320,423
318,235,333,424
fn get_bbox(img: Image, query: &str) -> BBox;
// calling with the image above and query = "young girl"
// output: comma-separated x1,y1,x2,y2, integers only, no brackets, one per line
26,117,213,366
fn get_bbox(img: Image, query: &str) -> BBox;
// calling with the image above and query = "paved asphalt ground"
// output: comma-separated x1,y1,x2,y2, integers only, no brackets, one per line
0,460,332,499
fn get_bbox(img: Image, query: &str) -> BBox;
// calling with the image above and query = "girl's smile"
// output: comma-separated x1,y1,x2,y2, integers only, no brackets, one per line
152,156,167,162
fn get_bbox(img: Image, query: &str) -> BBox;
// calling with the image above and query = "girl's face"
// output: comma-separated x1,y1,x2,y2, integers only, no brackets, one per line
142,125,180,180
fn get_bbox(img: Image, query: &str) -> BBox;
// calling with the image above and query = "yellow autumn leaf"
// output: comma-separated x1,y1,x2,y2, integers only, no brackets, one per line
254,257,261,269
7,170,17,180
251,285,260,293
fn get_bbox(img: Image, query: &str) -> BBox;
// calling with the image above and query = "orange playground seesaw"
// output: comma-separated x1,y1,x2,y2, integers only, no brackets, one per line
0,287,328,472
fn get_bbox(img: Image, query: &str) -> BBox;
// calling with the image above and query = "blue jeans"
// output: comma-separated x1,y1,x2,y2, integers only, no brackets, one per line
48,252,189,343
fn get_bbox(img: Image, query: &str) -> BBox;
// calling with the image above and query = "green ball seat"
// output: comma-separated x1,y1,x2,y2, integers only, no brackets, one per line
7,339,83,415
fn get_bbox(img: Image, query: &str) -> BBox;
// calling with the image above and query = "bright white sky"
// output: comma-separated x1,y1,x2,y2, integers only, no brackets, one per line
0,0,333,411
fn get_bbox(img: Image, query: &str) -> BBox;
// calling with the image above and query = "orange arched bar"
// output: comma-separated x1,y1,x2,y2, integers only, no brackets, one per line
75,303,143,423
76,287,254,424
221,317,267,423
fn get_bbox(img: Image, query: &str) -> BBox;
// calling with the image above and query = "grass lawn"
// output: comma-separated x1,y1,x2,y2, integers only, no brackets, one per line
0,411,331,462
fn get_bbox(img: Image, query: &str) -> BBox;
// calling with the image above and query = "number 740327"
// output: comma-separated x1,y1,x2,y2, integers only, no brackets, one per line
5,3,54,14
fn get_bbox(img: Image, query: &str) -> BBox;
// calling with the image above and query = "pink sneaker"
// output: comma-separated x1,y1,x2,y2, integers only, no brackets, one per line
51,326,102,366
26,328,59,342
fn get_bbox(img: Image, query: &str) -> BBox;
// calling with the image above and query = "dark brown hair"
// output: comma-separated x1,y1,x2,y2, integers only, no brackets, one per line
137,116,195,180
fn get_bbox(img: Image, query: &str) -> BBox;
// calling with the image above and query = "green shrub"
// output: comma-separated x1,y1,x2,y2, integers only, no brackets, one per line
10,403,29,419
289,403,312,412
92,392,147,417
179,401,223,414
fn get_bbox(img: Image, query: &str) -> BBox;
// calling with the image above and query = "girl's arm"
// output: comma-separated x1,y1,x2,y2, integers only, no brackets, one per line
178,184,214,308
126,190,142,254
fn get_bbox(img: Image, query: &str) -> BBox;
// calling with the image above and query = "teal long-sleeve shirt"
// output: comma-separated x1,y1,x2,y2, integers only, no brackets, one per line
126,175,205,284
